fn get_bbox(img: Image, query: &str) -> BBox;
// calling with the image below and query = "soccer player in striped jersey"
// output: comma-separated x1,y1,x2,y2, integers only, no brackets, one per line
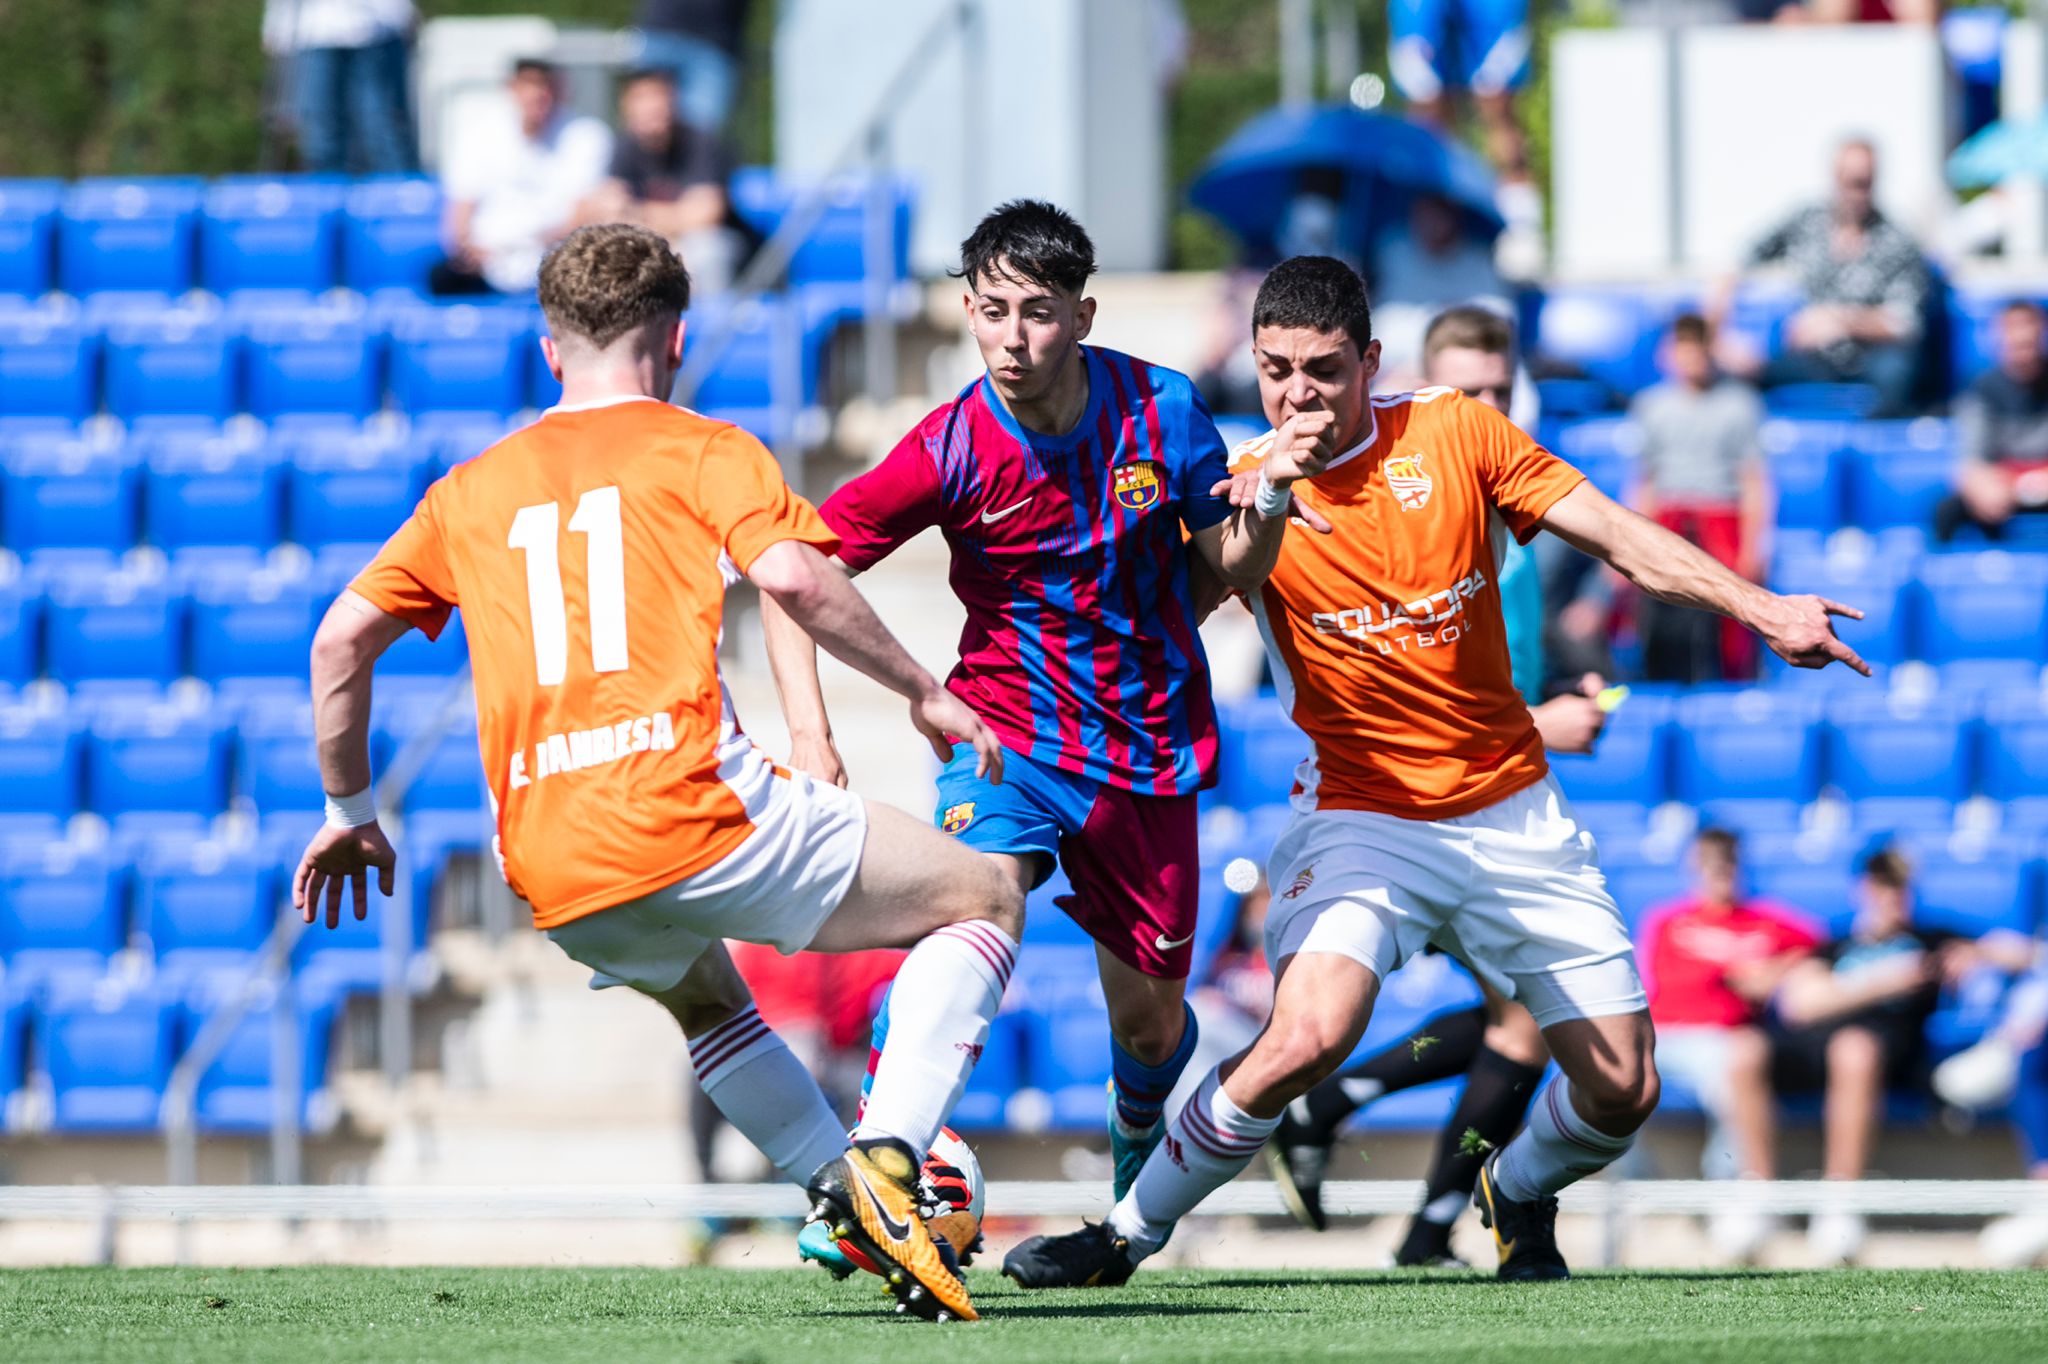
764,201,1317,1232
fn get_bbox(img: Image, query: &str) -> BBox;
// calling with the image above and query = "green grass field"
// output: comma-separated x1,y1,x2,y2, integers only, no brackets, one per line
2,1266,2045,1364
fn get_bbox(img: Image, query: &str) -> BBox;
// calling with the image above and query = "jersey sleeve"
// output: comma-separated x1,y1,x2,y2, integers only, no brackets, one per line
351,484,459,641
818,423,945,572
1171,380,1233,533
696,424,841,573
1467,396,1586,543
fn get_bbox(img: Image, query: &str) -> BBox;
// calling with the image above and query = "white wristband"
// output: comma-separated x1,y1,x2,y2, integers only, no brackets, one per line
1253,471,1292,520
324,786,379,829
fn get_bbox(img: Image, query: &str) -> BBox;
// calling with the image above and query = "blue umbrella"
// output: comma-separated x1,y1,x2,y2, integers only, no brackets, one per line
1948,110,2048,189
1188,103,1503,261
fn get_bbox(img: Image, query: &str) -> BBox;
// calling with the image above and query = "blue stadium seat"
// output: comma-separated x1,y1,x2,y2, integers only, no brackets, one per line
1020,864,1090,949
199,178,344,293
1983,692,2048,804
1843,420,1957,529
1771,551,1911,665
102,314,237,420
1548,704,1670,805
242,314,381,419
1694,798,1808,839
419,411,519,473
1674,691,1824,804
140,844,274,990
1758,421,1846,531
187,567,320,688
0,981,26,1105
142,438,284,550
1945,287,2036,393
0,707,82,819
340,178,442,292
44,574,184,684
950,1008,1026,1130
58,178,203,295
1219,694,1304,810
1906,841,2040,937
1824,693,1974,803
180,989,333,1133
1028,1001,1113,1128
386,306,531,414
1531,288,1655,397
87,710,230,818
1936,659,2044,698
378,690,483,811
1744,835,1857,923
38,988,173,1132
1550,417,1636,500
0,847,124,990
239,699,390,815
1914,551,2048,663
1601,848,1691,925
683,297,806,416
0,180,61,296
2,445,140,552
285,437,428,548
0,317,97,419
0,581,37,687
788,177,915,286
1721,285,1800,366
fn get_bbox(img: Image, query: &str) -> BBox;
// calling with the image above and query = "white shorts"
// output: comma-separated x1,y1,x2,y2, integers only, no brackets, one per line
546,768,869,994
1263,774,1645,1028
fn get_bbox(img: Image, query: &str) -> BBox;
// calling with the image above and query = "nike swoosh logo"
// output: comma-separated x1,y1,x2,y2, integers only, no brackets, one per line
852,1163,913,1242
1154,932,1194,951
980,497,1032,524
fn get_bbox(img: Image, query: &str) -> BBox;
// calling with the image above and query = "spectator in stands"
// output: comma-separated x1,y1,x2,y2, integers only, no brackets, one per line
1370,194,1510,397
578,68,746,295
1631,313,1769,682
1639,828,1820,1262
1937,299,2048,543
1933,943,2048,1265
264,0,418,174
432,59,613,296
1714,138,1931,416
633,0,751,137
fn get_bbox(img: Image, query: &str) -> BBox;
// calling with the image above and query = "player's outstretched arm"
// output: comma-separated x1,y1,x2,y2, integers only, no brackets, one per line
747,539,1004,783
295,590,412,929
759,580,848,787
1537,481,1871,676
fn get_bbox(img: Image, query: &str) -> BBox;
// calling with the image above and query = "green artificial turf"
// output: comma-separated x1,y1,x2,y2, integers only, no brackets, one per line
0,1266,2042,1363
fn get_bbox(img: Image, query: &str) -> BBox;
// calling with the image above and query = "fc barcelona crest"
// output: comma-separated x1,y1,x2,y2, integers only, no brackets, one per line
941,802,976,835
1113,460,1164,512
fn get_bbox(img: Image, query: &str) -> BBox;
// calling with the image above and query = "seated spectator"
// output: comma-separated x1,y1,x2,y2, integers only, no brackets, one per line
1639,828,1820,1261
1769,845,1971,1263
1713,138,1931,416
1630,313,1769,682
432,58,613,296
578,68,747,295
1932,942,2048,1265
1369,193,1510,397
1937,299,2048,543
1273,164,1366,274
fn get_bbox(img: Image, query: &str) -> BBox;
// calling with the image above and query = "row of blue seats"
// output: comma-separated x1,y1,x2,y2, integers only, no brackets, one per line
0,295,808,427
0,979,336,1135
1222,685,2048,817
0,172,911,299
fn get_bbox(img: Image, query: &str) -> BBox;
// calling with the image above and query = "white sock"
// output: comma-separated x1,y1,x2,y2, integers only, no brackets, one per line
688,1004,848,1186
1491,1077,1634,1202
1106,1067,1280,1257
853,919,1015,1156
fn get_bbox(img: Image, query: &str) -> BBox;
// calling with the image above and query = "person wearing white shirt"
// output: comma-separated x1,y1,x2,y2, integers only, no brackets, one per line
432,59,615,296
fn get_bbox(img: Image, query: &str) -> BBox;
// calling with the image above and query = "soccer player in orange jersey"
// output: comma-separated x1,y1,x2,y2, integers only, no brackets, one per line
291,225,1025,1323
1006,256,1868,1287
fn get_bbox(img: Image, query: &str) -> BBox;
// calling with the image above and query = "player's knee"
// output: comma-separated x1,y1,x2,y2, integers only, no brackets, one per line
1260,1018,1356,1100
1577,1050,1660,1129
936,859,1023,939
1726,1026,1772,1077
1107,1003,1183,1067
1826,1026,1883,1079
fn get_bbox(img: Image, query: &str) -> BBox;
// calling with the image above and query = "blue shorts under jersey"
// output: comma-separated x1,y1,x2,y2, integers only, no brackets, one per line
1390,0,1531,102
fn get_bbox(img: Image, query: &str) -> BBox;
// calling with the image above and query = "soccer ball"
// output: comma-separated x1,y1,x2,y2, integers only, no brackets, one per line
921,1125,986,1262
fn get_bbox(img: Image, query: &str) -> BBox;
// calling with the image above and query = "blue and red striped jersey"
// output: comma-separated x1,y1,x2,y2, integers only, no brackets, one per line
821,346,1232,795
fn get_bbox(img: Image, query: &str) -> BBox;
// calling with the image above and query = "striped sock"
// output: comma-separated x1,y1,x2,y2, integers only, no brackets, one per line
1111,1003,1199,1137
1491,1076,1635,1202
687,1005,848,1186
1107,1066,1280,1256
853,919,1016,1156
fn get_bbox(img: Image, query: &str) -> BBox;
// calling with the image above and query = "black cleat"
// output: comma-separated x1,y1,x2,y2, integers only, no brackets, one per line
1266,1114,1332,1232
1393,1217,1460,1268
1001,1220,1138,1289
806,1140,979,1322
1472,1152,1570,1281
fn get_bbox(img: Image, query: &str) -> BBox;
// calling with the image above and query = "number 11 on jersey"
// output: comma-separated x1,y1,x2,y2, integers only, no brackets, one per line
508,486,629,686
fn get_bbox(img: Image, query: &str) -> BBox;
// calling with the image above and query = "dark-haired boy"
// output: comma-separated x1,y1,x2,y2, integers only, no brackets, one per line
1007,255,1869,1287
765,200,1319,1221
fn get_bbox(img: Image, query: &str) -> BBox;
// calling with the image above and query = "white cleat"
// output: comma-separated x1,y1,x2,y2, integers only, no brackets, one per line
1709,1210,1778,1265
1806,1211,1867,1266
1932,1039,2021,1111
1980,1212,2048,1268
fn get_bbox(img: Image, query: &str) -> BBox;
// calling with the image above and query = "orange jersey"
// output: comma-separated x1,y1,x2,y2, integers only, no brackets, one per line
1232,387,1584,819
351,396,839,929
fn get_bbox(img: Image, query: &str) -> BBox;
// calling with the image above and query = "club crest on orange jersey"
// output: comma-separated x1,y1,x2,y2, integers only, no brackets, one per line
1385,451,1432,510
1113,460,1164,512
941,802,976,835
1282,863,1317,900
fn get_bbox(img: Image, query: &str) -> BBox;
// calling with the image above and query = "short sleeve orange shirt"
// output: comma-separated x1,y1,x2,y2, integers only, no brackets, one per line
351,397,839,928
1232,387,1585,819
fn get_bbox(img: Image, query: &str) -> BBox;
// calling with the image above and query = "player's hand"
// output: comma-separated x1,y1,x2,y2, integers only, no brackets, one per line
911,687,1005,785
1530,674,1608,756
1263,409,1340,487
789,730,849,788
1209,471,1335,533
293,822,397,929
1753,592,1870,675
